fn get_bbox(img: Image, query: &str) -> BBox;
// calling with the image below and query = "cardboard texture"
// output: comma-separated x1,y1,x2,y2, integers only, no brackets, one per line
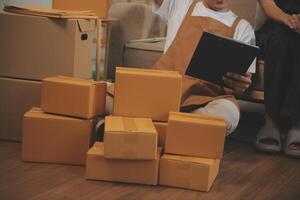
153,122,167,150
0,12,95,80
53,0,110,19
159,154,220,192
104,116,158,160
85,142,160,185
4,5,98,19
0,77,41,141
165,112,226,159
113,67,182,122
41,76,106,119
22,108,95,165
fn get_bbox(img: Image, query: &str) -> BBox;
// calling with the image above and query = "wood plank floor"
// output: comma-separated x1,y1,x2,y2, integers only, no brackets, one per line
1,140,300,200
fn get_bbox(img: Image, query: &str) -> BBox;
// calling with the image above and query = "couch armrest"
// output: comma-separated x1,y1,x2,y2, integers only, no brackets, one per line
107,2,167,80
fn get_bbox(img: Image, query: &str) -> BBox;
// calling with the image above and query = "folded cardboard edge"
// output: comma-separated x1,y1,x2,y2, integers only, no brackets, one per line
105,116,157,133
116,67,182,77
43,76,106,86
169,112,225,126
88,142,162,159
162,154,219,166
25,107,94,122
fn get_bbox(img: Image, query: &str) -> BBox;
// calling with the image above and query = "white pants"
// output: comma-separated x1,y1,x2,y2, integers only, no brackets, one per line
105,96,239,136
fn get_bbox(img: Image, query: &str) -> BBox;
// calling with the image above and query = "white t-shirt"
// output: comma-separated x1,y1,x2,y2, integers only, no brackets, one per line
153,0,256,73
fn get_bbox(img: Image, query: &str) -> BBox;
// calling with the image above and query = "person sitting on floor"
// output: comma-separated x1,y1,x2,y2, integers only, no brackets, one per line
151,0,256,135
255,0,300,158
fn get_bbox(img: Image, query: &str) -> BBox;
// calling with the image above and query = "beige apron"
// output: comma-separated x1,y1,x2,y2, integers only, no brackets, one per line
152,2,241,111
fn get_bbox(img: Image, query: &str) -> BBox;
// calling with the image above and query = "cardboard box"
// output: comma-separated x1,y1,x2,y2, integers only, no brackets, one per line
153,122,167,150
41,76,106,119
0,12,95,80
0,77,41,141
22,108,95,165
53,0,110,19
113,67,182,122
165,112,226,159
85,142,160,185
159,154,220,192
104,116,158,160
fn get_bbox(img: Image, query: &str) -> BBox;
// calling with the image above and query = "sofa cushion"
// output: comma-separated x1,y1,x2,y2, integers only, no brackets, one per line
123,41,165,68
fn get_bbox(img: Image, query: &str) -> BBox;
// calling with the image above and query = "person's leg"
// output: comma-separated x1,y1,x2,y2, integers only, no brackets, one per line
105,82,114,115
191,99,240,135
105,95,114,115
255,23,293,153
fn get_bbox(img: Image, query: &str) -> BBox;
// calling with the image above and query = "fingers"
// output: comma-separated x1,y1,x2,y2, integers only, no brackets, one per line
225,72,252,84
223,76,249,94
291,14,300,32
283,14,300,32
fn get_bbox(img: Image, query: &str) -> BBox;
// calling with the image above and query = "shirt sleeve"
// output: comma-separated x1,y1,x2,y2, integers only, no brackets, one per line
233,19,257,74
152,0,193,22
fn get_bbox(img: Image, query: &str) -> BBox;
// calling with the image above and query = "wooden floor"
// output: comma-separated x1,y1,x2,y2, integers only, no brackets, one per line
1,140,300,200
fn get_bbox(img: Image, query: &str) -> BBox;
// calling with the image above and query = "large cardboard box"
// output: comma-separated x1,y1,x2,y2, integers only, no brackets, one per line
22,108,95,165
0,12,95,80
153,122,167,150
159,154,220,192
165,112,226,159
85,142,160,185
53,0,109,19
41,76,106,119
113,67,182,122
104,116,157,160
0,77,41,141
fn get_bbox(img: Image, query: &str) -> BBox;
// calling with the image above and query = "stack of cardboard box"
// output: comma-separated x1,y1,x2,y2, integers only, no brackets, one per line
85,67,226,191
22,76,107,165
85,67,182,185
160,112,226,191
0,11,96,141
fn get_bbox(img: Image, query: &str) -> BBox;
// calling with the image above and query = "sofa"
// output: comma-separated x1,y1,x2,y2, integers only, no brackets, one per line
107,1,267,101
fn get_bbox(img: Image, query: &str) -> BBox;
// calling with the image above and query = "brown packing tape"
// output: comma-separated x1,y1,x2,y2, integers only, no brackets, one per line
123,117,138,132
123,134,140,143
121,117,141,158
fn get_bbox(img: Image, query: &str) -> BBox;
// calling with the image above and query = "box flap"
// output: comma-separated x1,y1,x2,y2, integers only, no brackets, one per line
4,5,98,19
116,67,182,78
105,116,157,134
43,76,96,86
77,19,96,32
162,154,218,166
169,112,226,127
88,142,104,155
25,107,88,122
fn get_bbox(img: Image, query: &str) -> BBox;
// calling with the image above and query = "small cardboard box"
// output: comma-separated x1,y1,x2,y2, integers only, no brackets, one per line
85,142,160,185
41,76,106,119
113,67,182,122
166,112,226,159
104,116,158,160
0,77,41,141
153,122,167,150
53,0,110,19
159,154,220,192
22,108,95,165
0,12,95,80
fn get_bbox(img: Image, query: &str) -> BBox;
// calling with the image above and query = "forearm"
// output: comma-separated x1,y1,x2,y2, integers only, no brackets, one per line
259,0,288,24
154,0,164,7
